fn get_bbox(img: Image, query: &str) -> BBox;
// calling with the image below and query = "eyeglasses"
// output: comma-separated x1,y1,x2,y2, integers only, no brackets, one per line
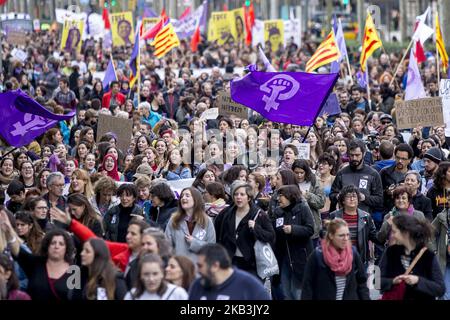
381,121,391,125
395,156,410,161
345,194,358,200
51,183,65,188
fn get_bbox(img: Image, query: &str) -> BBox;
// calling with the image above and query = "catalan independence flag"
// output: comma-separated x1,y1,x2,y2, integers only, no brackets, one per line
151,22,180,58
360,12,382,72
305,30,340,73
436,12,449,73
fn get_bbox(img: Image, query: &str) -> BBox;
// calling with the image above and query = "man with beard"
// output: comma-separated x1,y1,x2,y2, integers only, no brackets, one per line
188,244,270,300
330,140,383,216
421,147,443,194
379,143,414,213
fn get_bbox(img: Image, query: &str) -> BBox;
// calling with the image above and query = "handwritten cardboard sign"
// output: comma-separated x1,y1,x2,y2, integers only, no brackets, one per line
395,97,444,130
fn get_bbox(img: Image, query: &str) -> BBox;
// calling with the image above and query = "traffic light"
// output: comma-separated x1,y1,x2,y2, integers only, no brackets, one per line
111,0,116,6
342,0,349,5
245,0,250,6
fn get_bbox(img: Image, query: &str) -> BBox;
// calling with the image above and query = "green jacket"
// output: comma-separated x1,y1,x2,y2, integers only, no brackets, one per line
431,209,449,274
303,179,325,239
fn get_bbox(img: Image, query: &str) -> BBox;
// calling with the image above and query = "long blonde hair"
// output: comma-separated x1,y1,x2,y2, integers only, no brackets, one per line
70,169,94,198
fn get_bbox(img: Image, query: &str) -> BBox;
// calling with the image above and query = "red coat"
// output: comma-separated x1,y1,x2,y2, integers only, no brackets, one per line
69,219,131,272
101,90,126,109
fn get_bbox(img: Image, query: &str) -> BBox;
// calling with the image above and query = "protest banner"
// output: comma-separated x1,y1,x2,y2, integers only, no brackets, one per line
11,48,28,62
207,11,235,45
5,28,27,46
96,114,133,154
231,8,246,42
395,97,444,130
110,12,134,47
200,108,219,120
60,19,84,53
217,91,248,119
142,17,160,34
440,79,450,137
166,178,195,197
264,20,284,52
297,143,310,160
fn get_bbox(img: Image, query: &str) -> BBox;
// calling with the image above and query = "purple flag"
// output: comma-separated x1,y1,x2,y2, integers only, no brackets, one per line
319,93,341,117
0,90,75,147
102,59,117,91
356,70,367,88
231,71,339,126
405,49,426,100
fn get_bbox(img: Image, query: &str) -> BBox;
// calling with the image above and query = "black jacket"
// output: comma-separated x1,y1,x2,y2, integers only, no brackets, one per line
103,204,143,242
272,201,314,282
301,246,370,300
329,209,380,264
426,186,450,219
379,245,445,300
379,164,409,212
214,204,275,270
145,199,178,231
412,193,433,221
330,164,383,214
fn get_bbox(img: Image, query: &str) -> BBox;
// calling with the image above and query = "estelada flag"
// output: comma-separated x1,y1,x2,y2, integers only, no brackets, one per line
305,30,340,73
360,12,382,72
436,12,449,73
151,22,180,58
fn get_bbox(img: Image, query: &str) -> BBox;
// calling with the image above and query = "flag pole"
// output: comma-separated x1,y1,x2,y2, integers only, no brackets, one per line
365,61,372,107
339,18,353,85
437,39,441,85
110,52,118,81
137,33,141,106
380,46,401,89
389,38,414,86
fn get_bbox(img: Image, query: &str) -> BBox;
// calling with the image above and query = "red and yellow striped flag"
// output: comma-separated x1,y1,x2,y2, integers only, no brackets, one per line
436,12,449,73
151,22,180,59
360,12,382,72
305,31,340,73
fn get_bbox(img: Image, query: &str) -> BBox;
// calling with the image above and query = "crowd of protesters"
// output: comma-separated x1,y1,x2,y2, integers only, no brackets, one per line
0,19,449,301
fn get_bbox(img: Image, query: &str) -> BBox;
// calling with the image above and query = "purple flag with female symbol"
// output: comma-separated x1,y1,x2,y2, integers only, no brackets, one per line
231,71,338,126
0,90,75,147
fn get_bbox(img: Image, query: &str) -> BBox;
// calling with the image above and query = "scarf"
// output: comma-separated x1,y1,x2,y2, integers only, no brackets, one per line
102,154,120,181
321,239,353,276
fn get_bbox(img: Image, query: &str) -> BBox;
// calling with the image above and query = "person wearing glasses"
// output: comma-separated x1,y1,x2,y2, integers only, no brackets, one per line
301,218,370,300
329,185,379,267
43,172,67,211
380,143,414,213
377,186,426,246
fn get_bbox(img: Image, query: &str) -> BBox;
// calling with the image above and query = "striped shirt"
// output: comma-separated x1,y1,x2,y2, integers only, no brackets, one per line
335,276,346,300
343,213,358,246
400,254,412,271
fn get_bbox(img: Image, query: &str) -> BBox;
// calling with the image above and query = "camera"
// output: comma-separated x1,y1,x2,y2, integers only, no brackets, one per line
366,132,380,151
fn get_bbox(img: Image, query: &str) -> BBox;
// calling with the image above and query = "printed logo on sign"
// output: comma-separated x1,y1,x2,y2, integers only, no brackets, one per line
260,74,300,112
359,179,368,189
263,244,273,263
